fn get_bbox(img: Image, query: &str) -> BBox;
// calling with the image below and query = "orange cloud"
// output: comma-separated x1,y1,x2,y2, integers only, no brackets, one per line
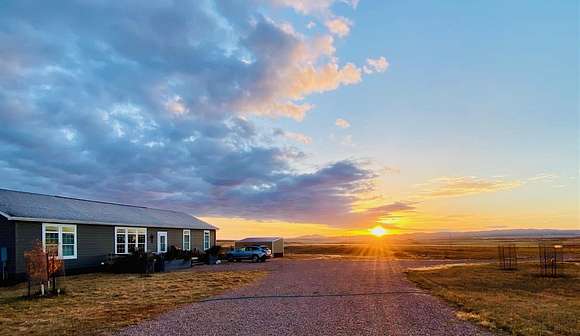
235,29,370,121
417,176,523,198
325,17,352,37
335,118,351,128
228,9,386,121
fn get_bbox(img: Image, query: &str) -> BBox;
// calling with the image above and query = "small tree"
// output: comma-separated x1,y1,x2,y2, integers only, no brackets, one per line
24,240,63,296
47,248,64,293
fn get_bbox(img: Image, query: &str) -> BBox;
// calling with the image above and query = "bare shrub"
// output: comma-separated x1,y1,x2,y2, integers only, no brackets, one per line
24,240,64,296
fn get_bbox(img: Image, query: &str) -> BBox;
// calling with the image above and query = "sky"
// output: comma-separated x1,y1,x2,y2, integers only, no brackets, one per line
0,1,577,239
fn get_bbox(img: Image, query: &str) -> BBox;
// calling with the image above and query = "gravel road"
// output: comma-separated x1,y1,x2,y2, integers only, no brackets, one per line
116,259,492,336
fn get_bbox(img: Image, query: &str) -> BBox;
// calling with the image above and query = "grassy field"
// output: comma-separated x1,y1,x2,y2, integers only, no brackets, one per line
0,270,266,336
283,238,580,261
407,263,580,336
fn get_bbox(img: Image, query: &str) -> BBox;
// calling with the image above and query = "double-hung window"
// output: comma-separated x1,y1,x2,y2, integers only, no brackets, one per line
115,227,146,254
183,230,191,251
203,230,211,250
42,223,77,259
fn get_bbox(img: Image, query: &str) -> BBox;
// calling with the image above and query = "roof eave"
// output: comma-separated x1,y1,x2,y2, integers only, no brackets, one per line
0,210,11,219
5,216,217,230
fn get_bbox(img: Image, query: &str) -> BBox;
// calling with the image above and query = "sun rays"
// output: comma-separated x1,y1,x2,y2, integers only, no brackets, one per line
369,225,388,237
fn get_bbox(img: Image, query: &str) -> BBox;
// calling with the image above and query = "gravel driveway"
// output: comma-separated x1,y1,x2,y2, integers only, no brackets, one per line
116,259,492,336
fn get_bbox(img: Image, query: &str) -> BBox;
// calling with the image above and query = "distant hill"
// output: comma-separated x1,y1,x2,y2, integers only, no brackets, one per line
289,229,580,244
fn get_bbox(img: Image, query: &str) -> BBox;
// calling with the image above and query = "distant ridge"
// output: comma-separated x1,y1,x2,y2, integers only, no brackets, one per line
289,229,580,243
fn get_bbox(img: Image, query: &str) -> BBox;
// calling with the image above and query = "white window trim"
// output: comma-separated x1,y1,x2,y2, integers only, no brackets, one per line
114,227,147,255
183,229,191,251
42,223,77,260
157,231,168,253
203,230,211,250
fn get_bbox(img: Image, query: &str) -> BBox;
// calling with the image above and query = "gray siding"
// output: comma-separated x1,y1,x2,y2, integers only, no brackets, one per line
147,227,182,252
12,222,217,274
14,222,114,273
192,229,203,250
0,217,15,274
149,228,215,253
14,221,41,274
76,225,114,270
192,229,216,251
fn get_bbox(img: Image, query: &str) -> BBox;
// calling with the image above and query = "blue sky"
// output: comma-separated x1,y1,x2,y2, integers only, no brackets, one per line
0,1,577,238
276,1,577,172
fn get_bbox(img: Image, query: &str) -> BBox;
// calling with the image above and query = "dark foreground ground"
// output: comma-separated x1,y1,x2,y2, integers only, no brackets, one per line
116,259,492,336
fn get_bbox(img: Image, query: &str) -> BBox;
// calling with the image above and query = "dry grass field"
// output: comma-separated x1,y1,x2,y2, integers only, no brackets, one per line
407,263,580,336
0,270,266,336
283,238,580,261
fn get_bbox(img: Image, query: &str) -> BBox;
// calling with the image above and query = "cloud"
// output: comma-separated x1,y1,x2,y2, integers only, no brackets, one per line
335,118,351,128
362,202,415,216
527,173,559,182
340,134,355,147
0,0,391,227
247,61,362,120
188,159,414,227
413,173,563,200
417,176,524,198
271,0,358,15
229,21,368,120
363,57,389,74
325,17,352,37
273,129,312,144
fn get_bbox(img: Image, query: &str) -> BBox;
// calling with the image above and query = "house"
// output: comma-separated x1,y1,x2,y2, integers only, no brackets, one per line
0,189,217,280
235,237,284,257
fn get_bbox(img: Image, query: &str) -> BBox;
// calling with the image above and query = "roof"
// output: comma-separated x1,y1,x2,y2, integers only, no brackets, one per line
237,237,283,243
0,189,217,230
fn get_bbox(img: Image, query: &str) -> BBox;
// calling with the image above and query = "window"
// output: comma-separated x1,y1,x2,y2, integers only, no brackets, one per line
157,232,167,253
183,230,191,251
42,223,77,259
115,227,147,254
203,230,211,250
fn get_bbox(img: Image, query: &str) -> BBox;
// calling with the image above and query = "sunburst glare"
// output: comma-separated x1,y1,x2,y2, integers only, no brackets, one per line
369,225,388,237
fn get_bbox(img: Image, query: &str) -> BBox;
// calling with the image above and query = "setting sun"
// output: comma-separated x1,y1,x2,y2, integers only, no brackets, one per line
369,225,388,237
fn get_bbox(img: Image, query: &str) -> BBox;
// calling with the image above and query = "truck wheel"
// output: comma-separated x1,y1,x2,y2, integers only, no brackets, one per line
252,255,259,263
